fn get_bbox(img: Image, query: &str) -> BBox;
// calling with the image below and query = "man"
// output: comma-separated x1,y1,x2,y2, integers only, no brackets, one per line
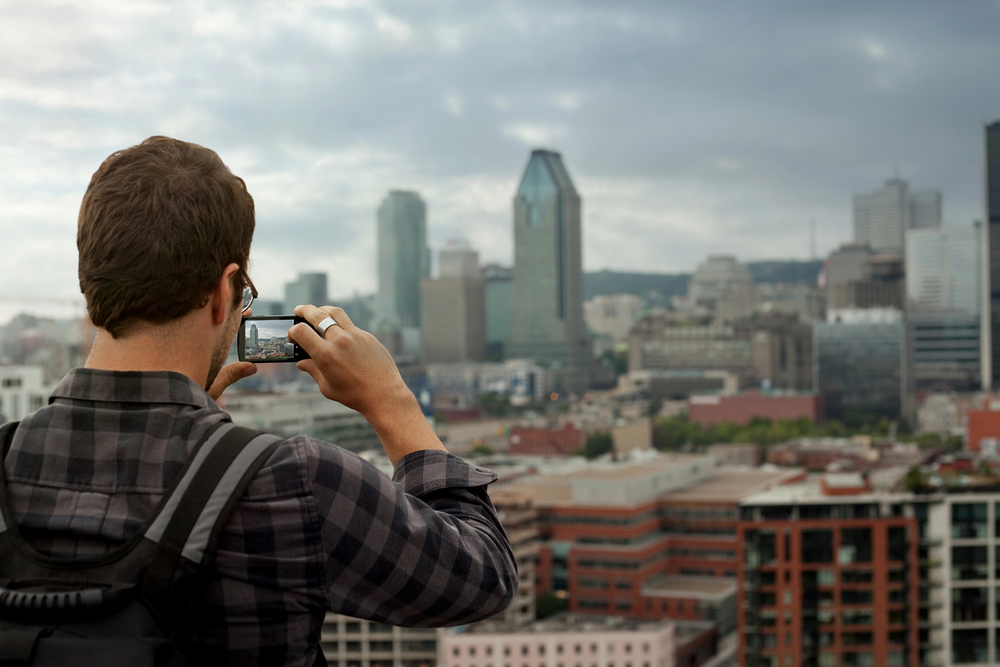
3,137,516,665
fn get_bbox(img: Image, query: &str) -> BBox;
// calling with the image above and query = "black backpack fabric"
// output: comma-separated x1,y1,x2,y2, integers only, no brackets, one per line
0,420,283,666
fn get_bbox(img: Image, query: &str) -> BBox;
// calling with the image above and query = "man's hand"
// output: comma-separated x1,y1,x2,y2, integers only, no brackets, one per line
207,361,257,401
289,304,446,464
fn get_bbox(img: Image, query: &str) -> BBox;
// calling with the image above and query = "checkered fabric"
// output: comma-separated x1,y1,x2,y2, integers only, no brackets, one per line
3,369,517,667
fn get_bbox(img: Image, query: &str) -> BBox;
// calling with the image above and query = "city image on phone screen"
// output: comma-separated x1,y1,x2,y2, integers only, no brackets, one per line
243,318,296,361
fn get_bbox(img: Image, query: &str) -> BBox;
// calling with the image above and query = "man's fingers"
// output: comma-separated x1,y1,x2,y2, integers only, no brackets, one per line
318,306,354,330
208,361,256,400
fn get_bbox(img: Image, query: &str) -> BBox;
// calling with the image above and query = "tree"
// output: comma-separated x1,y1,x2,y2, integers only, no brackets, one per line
535,591,568,620
585,431,614,459
905,467,925,492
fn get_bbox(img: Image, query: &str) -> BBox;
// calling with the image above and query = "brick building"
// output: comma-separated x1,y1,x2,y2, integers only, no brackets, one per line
509,424,586,456
687,393,825,427
967,408,1000,453
498,455,803,629
738,475,921,667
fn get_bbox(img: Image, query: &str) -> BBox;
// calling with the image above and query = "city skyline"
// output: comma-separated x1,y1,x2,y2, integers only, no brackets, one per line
1,3,998,323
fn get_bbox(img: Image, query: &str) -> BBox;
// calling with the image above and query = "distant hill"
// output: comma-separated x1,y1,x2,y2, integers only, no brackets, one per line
584,260,823,304
583,270,690,306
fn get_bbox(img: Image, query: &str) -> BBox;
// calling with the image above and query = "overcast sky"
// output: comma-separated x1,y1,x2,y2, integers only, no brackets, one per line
1,0,999,322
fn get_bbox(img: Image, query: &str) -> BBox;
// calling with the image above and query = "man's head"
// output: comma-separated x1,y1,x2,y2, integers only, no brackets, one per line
78,136,255,338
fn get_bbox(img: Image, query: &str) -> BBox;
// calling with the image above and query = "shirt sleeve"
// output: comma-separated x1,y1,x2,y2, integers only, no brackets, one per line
303,439,518,627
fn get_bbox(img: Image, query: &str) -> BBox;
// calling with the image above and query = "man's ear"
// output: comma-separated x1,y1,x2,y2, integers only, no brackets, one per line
211,263,242,326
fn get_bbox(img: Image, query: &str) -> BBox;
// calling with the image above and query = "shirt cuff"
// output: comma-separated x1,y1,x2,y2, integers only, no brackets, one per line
392,449,498,497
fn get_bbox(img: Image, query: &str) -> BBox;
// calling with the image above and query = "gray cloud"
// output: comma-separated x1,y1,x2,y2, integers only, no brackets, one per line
0,0,998,317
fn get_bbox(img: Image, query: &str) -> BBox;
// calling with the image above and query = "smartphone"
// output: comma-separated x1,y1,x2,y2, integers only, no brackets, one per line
237,315,312,362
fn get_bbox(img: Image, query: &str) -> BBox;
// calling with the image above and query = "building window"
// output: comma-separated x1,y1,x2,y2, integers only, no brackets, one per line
887,526,907,561
839,528,872,564
471,649,477,657
801,529,833,563
841,590,872,605
952,503,988,539
818,654,835,667
557,646,563,655
841,653,873,667
953,587,989,622
522,647,529,656
842,633,873,646
817,570,835,586
487,648,493,656
841,570,871,584
953,546,989,580
841,609,873,626
887,652,904,667
953,629,988,664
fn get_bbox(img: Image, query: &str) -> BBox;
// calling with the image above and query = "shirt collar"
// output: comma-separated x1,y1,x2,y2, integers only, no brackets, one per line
50,368,221,411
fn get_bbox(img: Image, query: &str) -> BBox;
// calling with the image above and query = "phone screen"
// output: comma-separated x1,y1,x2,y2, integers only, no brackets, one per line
240,317,300,362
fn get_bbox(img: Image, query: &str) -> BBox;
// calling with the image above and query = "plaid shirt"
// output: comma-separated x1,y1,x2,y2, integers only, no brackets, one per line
4,369,516,667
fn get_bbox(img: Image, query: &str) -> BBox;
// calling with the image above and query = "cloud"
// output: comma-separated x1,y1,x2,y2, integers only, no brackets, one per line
1,1,999,325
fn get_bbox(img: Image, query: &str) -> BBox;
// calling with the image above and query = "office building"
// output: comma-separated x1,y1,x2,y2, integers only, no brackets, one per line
484,264,513,359
507,150,589,394
284,273,328,314
319,614,440,667
0,366,51,423
585,294,644,343
909,312,980,392
853,178,941,256
439,239,480,279
814,310,906,421
377,190,430,329
906,223,981,314
628,313,812,391
689,256,753,309
420,277,487,364
825,245,904,312
982,121,1000,389
499,455,803,632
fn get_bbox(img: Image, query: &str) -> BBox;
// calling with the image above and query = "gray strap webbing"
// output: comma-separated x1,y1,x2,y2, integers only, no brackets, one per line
144,422,237,545
140,423,281,608
0,421,20,535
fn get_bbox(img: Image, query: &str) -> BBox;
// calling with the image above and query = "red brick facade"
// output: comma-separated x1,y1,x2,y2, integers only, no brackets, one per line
689,393,825,427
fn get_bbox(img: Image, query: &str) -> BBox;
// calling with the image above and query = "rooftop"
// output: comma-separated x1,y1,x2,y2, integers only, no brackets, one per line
660,467,804,502
461,613,672,636
741,476,919,506
641,575,737,600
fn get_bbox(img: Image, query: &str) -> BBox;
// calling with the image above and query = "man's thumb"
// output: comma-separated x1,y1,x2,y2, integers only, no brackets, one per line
209,361,257,400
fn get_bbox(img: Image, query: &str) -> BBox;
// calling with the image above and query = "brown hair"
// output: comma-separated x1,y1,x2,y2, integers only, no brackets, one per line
78,136,255,337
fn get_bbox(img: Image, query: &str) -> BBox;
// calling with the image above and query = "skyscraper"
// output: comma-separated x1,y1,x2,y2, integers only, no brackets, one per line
284,273,327,314
982,121,1000,388
376,190,430,330
853,178,942,256
905,224,980,314
506,149,589,393
421,245,486,364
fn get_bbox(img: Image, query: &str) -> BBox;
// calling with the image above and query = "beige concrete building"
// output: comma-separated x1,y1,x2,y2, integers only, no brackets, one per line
585,294,644,343
612,417,653,455
442,615,675,667
421,276,487,364
319,615,441,667
488,488,540,627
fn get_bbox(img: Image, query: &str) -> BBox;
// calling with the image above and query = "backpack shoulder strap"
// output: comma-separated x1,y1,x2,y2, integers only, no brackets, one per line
0,421,19,535
140,422,283,604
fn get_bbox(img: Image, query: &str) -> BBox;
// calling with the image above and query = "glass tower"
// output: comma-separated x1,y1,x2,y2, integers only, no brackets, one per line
506,150,589,393
376,190,430,330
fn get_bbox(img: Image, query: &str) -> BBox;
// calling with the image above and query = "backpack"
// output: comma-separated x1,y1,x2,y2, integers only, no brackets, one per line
0,420,283,666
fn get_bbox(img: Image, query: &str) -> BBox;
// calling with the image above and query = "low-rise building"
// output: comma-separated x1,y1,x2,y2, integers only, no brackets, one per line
441,615,676,667
687,393,824,427
0,365,53,423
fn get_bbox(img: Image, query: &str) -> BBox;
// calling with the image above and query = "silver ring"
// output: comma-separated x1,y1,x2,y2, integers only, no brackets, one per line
316,317,338,338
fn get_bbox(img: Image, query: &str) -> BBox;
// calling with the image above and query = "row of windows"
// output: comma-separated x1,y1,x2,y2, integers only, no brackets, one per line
745,631,909,650
748,568,905,587
746,651,903,667
576,553,667,571
745,527,908,566
324,641,437,653
452,643,652,658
